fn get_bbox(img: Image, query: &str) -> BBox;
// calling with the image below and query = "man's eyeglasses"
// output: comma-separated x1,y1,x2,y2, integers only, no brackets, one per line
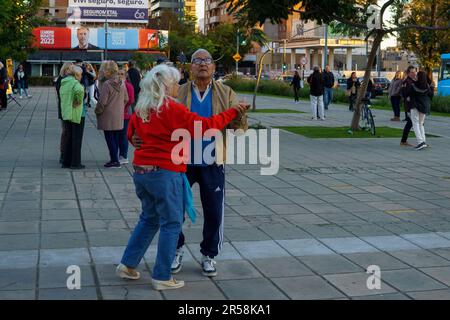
192,58,213,65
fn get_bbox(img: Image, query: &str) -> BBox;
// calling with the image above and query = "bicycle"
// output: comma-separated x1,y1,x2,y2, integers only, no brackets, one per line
360,97,376,135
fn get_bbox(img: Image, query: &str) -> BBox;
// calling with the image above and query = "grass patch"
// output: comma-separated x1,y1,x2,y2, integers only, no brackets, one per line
250,108,304,114
275,126,440,139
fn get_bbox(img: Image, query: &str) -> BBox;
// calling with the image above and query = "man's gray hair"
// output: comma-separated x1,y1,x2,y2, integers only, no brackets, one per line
191,49,213,62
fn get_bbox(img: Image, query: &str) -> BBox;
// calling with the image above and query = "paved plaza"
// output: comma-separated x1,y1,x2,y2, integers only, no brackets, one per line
1,87,450,300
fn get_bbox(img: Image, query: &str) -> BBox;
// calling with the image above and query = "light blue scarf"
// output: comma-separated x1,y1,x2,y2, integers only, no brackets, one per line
182,173,196,223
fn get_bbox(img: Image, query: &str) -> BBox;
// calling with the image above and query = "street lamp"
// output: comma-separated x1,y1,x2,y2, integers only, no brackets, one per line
104,1,109,60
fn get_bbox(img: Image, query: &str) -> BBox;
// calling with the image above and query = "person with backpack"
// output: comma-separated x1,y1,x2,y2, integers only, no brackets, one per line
410,70,434,150
307,66,325,120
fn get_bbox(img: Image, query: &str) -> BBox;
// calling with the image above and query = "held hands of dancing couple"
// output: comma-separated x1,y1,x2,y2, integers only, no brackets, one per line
131,101,250,149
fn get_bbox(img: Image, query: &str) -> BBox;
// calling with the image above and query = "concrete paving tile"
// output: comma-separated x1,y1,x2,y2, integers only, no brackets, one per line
164,280,227,300
419,266,450,286
186,242,241,261
39,265,95,289
258,225,311,240
84,219,129,232
41,209,81,220
81,208,124,220
430,248,450,261
41,220,84,233
100,285,163,300
0,268,36,290
87,231,132,247
232,240,290,259
0,234,40,251
213,260,263,280
90,246,128,265
38,286,98,300
361,235,421,251
342,224,393,237
406,289,450,300
41,232,88,249
343,252,409,271
0,290,35,300
382,269,447,292
251,257,314,277
217,278,288,300
0,221,39,234
272,276,345,300
40,248,91,267
400,233,450,249
299,255,363,275
95,264,152,286
277,239,334,256
324,272,397,297
301,225,354,238
283,214,329,226
390,250,450,268
42,200,78,210
267,204,311,214
224,228,271,241
319,237,379,254
0,250,38,269
352,293,411,300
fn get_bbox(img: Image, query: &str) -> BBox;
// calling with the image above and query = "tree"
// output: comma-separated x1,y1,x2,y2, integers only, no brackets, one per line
0,0,44,61
397,0,450,78
221,0,449,131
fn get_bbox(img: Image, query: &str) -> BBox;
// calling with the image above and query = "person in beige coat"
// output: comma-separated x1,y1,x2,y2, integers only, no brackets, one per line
95,61,129,168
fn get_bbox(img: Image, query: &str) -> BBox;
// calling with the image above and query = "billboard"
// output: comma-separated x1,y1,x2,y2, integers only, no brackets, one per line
33,27,163,51
68,0,149,24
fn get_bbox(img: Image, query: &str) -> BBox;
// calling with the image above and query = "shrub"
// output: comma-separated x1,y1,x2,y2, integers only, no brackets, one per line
431,95,450,113
28,76,54,86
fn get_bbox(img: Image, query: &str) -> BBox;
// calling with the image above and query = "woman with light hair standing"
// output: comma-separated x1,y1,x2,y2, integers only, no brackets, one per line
60,65,86,169
115,64,248,290
95,61,128,168
388,71,403,121
55,62,74,163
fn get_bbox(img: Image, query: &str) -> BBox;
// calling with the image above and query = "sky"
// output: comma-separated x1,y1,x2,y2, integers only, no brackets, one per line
195,1,397,49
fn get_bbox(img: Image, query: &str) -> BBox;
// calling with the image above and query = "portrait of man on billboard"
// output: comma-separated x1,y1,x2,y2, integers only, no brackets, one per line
73,26,99,50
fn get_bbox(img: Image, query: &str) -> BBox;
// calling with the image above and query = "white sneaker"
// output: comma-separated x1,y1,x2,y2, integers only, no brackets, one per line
152,277,185,290
119,156,129,164
171,247,184,274
115,263,140,280
202,255,217,277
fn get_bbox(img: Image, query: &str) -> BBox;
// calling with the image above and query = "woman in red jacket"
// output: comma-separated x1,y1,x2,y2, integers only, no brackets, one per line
115,64,248,291
118,68,135,164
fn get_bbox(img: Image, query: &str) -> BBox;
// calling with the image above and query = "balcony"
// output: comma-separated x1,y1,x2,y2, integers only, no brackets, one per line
209,1,219,10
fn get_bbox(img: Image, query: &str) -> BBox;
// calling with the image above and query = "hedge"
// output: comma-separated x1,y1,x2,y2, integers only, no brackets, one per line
224,77,450,113
28,76,55,86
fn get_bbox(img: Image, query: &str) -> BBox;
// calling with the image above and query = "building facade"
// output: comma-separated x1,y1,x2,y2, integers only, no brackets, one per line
204,0,234,33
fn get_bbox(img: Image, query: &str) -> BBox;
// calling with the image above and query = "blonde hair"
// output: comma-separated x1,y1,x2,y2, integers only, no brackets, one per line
72,65,83,78
99,60,118,79
135,64,180,122
59,62,73,77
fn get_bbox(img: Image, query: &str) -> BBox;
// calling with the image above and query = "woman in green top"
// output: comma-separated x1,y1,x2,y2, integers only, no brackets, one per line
60,65,86,169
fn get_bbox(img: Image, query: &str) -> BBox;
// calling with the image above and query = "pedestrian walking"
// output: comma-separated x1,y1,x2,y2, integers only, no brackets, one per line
0,62,8,111
410,70,433,150
60,65,86,169
55,62,74,163
389,71,403,121
290,70,301,103
346,72,360,111
117,68,135,165
400,66,417,147
116,64,248,290
14,64,31,99
307,66,325,120
322,65,335,110
95,61,129,168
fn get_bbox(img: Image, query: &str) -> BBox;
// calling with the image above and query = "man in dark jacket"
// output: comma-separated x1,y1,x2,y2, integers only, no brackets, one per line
127,60,141,112
322,65,335,110
400,66,417,146
307,66,325,120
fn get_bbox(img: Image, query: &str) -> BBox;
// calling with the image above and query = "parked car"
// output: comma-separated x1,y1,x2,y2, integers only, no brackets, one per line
276,74,294,83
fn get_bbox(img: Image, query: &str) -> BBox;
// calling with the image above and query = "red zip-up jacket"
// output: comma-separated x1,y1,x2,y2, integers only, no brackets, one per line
127,98,238,172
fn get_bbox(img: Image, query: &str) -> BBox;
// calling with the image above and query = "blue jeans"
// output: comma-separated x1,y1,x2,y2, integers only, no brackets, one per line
119,119,129,159
324,87,333,109
121,169,184,281
18,80,28,97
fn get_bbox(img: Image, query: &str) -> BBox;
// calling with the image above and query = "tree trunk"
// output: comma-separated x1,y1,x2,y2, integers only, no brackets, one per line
350,31,384,131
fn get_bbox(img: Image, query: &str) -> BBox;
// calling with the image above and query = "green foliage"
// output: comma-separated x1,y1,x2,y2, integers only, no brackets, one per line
132,52,155,72
0,0,45,61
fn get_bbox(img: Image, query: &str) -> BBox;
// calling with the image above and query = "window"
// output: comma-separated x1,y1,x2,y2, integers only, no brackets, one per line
42,64,54,77
440,60,450,80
